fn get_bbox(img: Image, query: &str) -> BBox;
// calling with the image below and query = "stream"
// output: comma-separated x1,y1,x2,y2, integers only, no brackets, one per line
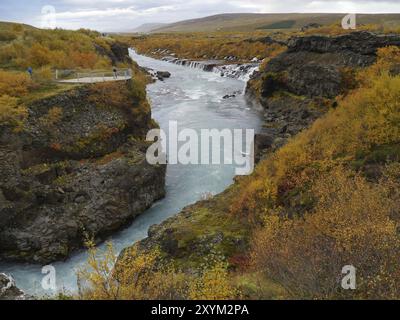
0,51,262,297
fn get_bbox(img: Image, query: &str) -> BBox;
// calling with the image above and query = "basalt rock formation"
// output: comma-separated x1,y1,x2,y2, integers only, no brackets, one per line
246,31,400,159
0,81,166,263
94,41,133,65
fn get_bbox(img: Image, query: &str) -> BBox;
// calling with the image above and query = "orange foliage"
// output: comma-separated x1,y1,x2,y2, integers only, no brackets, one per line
70,51,98,69
0,70,32,96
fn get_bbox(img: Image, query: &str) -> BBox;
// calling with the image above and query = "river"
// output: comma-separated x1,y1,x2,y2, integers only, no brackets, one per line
0,51,262,297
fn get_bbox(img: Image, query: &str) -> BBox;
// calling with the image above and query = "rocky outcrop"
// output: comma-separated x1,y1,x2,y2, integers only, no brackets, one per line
254,31,400,100
246,31,400,159
95,41,132,65
0,273,29,300
117,190,248,272
0,81,166,264
110,42,132,64
287,31,400,56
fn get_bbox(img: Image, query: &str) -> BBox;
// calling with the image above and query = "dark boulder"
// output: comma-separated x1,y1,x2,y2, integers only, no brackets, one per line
156,71,171,81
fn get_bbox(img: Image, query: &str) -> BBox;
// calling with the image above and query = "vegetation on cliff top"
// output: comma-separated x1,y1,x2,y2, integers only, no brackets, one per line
0,22,156,137
129,32,286,62
0,22,139,131
128,20,400,64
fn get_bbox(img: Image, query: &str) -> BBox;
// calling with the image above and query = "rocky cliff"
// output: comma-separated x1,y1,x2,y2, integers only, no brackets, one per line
247,31,400,158
0,80,166,263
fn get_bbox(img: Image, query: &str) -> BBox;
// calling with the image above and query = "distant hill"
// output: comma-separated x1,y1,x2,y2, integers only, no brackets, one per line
0,21,37,32
131,23,169,33
150,13,400,32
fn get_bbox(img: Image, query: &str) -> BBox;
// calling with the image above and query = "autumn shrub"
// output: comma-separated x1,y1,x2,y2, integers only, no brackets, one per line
251,166,400,299
0,70,32,96
34,66,54,83
88,77,149,118
188,261,240,300
77,242,239,300
0,44,16,65
0,30,17,42
28,43,52,67
88,82,133,110
233,71,400,218
358,46,400,86
40,106,63,127
70,51,98,69
0,24,116,72
0,95,27,129
131,32,286,62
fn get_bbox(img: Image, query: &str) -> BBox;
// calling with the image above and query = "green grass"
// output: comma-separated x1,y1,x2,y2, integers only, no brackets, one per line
19,83,80,105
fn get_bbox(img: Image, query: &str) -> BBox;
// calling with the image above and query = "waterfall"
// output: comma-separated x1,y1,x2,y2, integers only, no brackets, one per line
161,55,260,81
213,64,259,82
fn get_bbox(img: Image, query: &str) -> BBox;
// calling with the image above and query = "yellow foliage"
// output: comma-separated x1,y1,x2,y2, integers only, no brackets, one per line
0,94,27,129
0,25,115,71
77,242,239,300
0,70,32,96
188,262,239,300
34,66,54,83
28,43,52,67
40,106,63,127
251,166,400,299
358,46,400,87
233,72,400,217
131,32,286,62
77,242,188,300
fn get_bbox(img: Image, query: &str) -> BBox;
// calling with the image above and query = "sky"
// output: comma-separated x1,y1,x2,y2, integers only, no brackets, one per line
0,0,400,32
